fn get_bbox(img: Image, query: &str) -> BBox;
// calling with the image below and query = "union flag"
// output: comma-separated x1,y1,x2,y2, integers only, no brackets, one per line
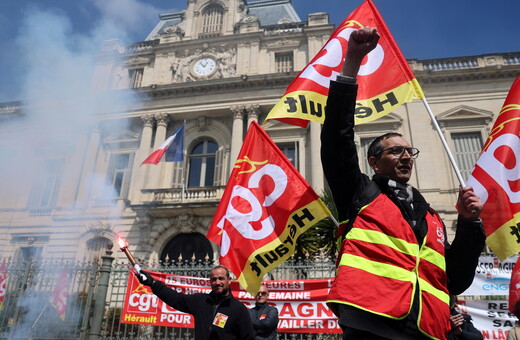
207,121,330,294
0,259,6,310
264,0,424,128
49,268,69,320
467,76,520,261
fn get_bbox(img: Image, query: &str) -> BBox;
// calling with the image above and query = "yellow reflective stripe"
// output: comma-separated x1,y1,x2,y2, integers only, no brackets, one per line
419,245,446,270
345,228,419,256
339,253,417,283
418,277,449,305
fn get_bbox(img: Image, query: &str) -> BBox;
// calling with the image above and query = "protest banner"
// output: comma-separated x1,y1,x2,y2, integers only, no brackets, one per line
459,299,516,340
121,270,340,333
463,256,518,296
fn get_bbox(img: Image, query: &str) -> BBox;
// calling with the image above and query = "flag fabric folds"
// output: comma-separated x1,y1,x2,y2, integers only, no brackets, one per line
467,76,520,261
207,121,330,294
49,268,69,321
0,259,6,311
509,258,520,313
264,0,424,128
141,125,184,165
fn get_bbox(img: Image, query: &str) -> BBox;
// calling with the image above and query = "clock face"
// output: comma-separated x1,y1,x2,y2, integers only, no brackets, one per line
193,57,217,76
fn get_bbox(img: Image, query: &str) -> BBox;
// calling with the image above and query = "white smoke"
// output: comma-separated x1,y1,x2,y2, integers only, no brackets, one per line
0,1,165,336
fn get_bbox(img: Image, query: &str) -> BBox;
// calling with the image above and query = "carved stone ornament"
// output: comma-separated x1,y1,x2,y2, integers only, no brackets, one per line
174,214,204,234
136,213,153,229
266,39,300,49
124,56,151,66
163,25,185,37
141,114,155,127
155,113,170,127
242,15,259,23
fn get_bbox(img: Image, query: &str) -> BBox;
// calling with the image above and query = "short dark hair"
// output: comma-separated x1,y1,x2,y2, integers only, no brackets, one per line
367,132,403,159
211,265,231,278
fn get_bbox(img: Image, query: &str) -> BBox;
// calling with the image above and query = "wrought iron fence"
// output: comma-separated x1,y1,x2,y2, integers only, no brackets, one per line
0,259,98,340
102,255,339,340
0,255,339,340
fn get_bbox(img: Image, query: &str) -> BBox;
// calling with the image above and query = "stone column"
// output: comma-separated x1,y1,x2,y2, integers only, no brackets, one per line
76,127,101,208
230,106,244,164
309,121,324,193
246,104,260,127
128,114,155,202
148,113,169,189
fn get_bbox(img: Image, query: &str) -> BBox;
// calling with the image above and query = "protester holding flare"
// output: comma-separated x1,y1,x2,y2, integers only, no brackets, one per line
136,265,254,340
321,26,486,340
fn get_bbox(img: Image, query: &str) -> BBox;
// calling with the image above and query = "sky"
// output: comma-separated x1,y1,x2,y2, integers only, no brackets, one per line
0,0,519,103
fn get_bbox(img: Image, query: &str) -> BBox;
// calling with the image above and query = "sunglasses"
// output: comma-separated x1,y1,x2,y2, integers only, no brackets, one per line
377,146,420,159
257,291,268,296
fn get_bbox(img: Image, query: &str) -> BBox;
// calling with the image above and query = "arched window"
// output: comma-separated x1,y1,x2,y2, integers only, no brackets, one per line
188,139,217,187
160,233,214,263
201,4,223,37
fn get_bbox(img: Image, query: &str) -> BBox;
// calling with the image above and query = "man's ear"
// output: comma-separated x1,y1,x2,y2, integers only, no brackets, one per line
368,156,379,172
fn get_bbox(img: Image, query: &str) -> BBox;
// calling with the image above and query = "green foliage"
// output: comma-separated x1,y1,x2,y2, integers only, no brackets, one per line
294,188,339,258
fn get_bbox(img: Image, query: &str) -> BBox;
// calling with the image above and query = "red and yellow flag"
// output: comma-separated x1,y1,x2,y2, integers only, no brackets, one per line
207,121,330,294
49,268,69,321
467,76,520,261
264,0,424,128
0,259,6,311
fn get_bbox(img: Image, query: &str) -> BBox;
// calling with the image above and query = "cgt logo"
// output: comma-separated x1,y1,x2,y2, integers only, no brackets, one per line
217,162,288,256
299,21,384,88
128,292,159,313
482,278,510,292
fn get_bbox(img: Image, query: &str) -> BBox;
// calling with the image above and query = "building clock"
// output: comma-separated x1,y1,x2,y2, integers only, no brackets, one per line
192,57,217,77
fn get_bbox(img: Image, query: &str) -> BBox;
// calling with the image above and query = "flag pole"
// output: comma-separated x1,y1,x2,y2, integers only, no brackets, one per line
421,97,466,187
181,120,187,203
328,214,339,228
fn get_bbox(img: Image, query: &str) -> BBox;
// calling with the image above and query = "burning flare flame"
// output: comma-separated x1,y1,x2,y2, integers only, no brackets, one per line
116,233,128,249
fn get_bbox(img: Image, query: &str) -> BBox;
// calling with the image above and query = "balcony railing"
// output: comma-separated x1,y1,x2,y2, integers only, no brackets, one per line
143,186,226,204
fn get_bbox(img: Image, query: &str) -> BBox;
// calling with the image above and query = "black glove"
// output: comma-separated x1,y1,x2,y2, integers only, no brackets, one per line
135,270,155,286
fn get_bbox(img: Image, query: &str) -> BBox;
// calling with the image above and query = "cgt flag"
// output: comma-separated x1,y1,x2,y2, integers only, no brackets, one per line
467,76,520,261
0,259,6,311
509,258,520,313
141,125,184,165
264,0,424,128
49,268,69,321
207,121,330,294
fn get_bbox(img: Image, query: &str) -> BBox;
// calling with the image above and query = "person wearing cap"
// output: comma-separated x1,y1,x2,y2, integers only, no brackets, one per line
321,26,486,340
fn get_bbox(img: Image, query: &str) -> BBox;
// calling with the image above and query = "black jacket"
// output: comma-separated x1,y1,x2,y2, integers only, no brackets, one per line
321,79,486,340
249,302,279,340
151,281,255,340
447,314,483,340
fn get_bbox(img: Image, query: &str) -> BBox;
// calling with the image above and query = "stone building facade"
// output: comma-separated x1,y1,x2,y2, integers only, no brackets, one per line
0,0,518,265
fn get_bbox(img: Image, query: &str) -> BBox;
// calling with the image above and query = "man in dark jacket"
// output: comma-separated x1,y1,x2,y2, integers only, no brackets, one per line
249,284,279,340
137,265,254,340
321,27,486,340
448,296,483,340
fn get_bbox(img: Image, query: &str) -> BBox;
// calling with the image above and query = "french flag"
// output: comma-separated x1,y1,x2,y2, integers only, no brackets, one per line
141,125,184,165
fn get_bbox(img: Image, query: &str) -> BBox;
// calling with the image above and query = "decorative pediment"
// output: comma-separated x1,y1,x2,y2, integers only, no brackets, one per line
355,112,403,133
436,105,493,128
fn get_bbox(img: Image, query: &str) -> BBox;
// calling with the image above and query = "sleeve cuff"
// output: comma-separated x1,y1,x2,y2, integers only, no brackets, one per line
336,75,357,84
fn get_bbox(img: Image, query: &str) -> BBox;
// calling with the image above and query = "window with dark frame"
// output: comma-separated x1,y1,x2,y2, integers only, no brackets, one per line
188,140,218,187
275,52,294,73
